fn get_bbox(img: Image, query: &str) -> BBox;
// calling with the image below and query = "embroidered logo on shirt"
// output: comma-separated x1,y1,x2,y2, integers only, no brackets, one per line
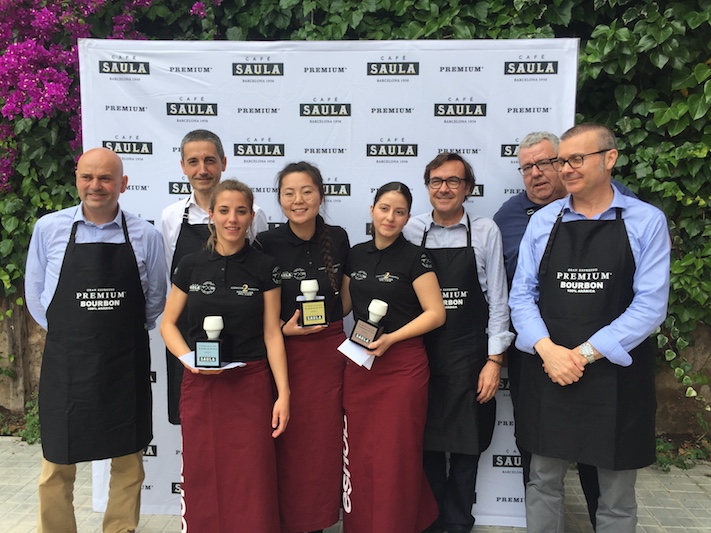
272,266,282,285
351,270,367,281
420,253,433,269
188,281,216,295
376,272,399,283
231,284,261,297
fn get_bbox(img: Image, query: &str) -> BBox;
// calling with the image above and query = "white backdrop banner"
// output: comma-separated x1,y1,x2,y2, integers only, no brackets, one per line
79,37,578,526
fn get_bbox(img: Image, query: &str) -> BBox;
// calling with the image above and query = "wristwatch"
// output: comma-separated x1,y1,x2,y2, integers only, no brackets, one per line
579,341,596,364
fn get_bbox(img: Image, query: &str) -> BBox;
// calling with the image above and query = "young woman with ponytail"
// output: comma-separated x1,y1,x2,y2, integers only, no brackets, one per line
161,179,289,532
255,162,351,533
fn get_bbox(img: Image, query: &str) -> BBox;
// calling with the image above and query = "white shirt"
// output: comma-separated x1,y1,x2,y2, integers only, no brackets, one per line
404,211,514,355
160,193,268,276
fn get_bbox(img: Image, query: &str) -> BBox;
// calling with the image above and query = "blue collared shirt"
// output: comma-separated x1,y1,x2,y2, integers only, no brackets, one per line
509,186,670,366
404,211,515,356
25,204,167,331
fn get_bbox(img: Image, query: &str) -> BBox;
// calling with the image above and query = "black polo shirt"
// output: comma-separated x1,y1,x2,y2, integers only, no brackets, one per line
256,220,350,322
173,246,281,361
346,234,434,333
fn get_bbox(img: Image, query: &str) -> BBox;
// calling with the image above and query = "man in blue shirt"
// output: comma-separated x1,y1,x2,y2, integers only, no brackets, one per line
25,147,167,533
509,124,670,533
404,152,513,533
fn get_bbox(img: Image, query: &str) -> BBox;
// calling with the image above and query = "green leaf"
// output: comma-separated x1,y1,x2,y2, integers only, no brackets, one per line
0,240,12,257
278,0,301,9
668,115,690,136
693,63,711,83
650,50,670,69
615,85,637,111
685,10,708,29
2,217,18,233
225,26,245,40
688,94,711,121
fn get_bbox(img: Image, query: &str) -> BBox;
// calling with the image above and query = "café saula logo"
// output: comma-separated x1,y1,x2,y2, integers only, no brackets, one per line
234,139,285,157
233,62,284,76
366,138,418,157
504,54,559,75
167,97,217,116
434,103,487,117
300,100,352,117
103,138,153,155
501,144,519,157
99,56,150,75
367,59,420,76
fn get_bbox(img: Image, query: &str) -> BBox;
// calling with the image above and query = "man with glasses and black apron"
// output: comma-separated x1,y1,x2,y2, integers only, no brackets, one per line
404,152,514,533
509,124,670,533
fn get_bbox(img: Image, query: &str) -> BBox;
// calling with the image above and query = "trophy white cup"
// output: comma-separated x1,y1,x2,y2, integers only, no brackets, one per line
195,316,224,368
349,299,388,348
296,279,328,327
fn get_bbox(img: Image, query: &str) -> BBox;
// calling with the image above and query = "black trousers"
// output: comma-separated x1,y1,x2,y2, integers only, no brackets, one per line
423,450,480,533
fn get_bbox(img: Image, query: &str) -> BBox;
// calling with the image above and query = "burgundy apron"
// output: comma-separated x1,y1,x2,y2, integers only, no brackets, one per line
166,204,210,424
276,321,346,532
180,360,279,532
421,218,494,455
342,337,438,533
39,213,151,464
518,209,656,470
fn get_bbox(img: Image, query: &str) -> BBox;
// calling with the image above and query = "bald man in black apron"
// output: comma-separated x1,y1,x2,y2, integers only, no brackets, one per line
25,148,166,532
509,124,670,533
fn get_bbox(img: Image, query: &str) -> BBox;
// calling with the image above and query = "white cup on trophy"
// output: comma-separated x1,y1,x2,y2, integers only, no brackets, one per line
296,279,328,327
195,315,224,368
350,299,388,348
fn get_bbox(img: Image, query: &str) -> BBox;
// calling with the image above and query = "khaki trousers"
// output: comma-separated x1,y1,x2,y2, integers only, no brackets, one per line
37,450,144,533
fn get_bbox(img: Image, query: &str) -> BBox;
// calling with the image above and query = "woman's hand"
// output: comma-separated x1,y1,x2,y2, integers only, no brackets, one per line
281,309,327,336
271,395,290,438
365,332,395,357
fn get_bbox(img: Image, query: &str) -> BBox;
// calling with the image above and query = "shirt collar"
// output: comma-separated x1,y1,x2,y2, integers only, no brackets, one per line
281,219,318,245
426,209,468,230
74,203,123,229
562,184,625,216
208,244,251,263
366,233,408,254
186,193,209,216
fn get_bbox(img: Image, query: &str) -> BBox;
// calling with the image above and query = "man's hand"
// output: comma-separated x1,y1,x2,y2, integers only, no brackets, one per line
534,338,585,386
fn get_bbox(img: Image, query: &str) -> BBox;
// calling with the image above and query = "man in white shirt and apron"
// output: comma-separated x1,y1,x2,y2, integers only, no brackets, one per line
160,129,267,424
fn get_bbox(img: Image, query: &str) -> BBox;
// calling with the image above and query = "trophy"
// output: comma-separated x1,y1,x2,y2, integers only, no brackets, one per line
195,316,224,368
349,299,388,348
296,279,328,327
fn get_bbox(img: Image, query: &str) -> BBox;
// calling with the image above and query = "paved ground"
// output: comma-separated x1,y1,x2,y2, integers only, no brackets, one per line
1,437,710,532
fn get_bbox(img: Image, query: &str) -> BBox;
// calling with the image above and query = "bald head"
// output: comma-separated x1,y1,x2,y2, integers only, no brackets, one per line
76,148,128,224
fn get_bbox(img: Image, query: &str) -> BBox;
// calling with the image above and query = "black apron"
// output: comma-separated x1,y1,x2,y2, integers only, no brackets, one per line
166,204,210,424
421,216,495,455
39,213,152,464
518,208,656,470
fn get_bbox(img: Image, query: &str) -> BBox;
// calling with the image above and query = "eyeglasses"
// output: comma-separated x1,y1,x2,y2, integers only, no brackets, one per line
518,159,555,176
551,149,612,171
426,176,467,190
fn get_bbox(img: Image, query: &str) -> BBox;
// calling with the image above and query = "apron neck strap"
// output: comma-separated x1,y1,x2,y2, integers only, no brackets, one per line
422,213,471,247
